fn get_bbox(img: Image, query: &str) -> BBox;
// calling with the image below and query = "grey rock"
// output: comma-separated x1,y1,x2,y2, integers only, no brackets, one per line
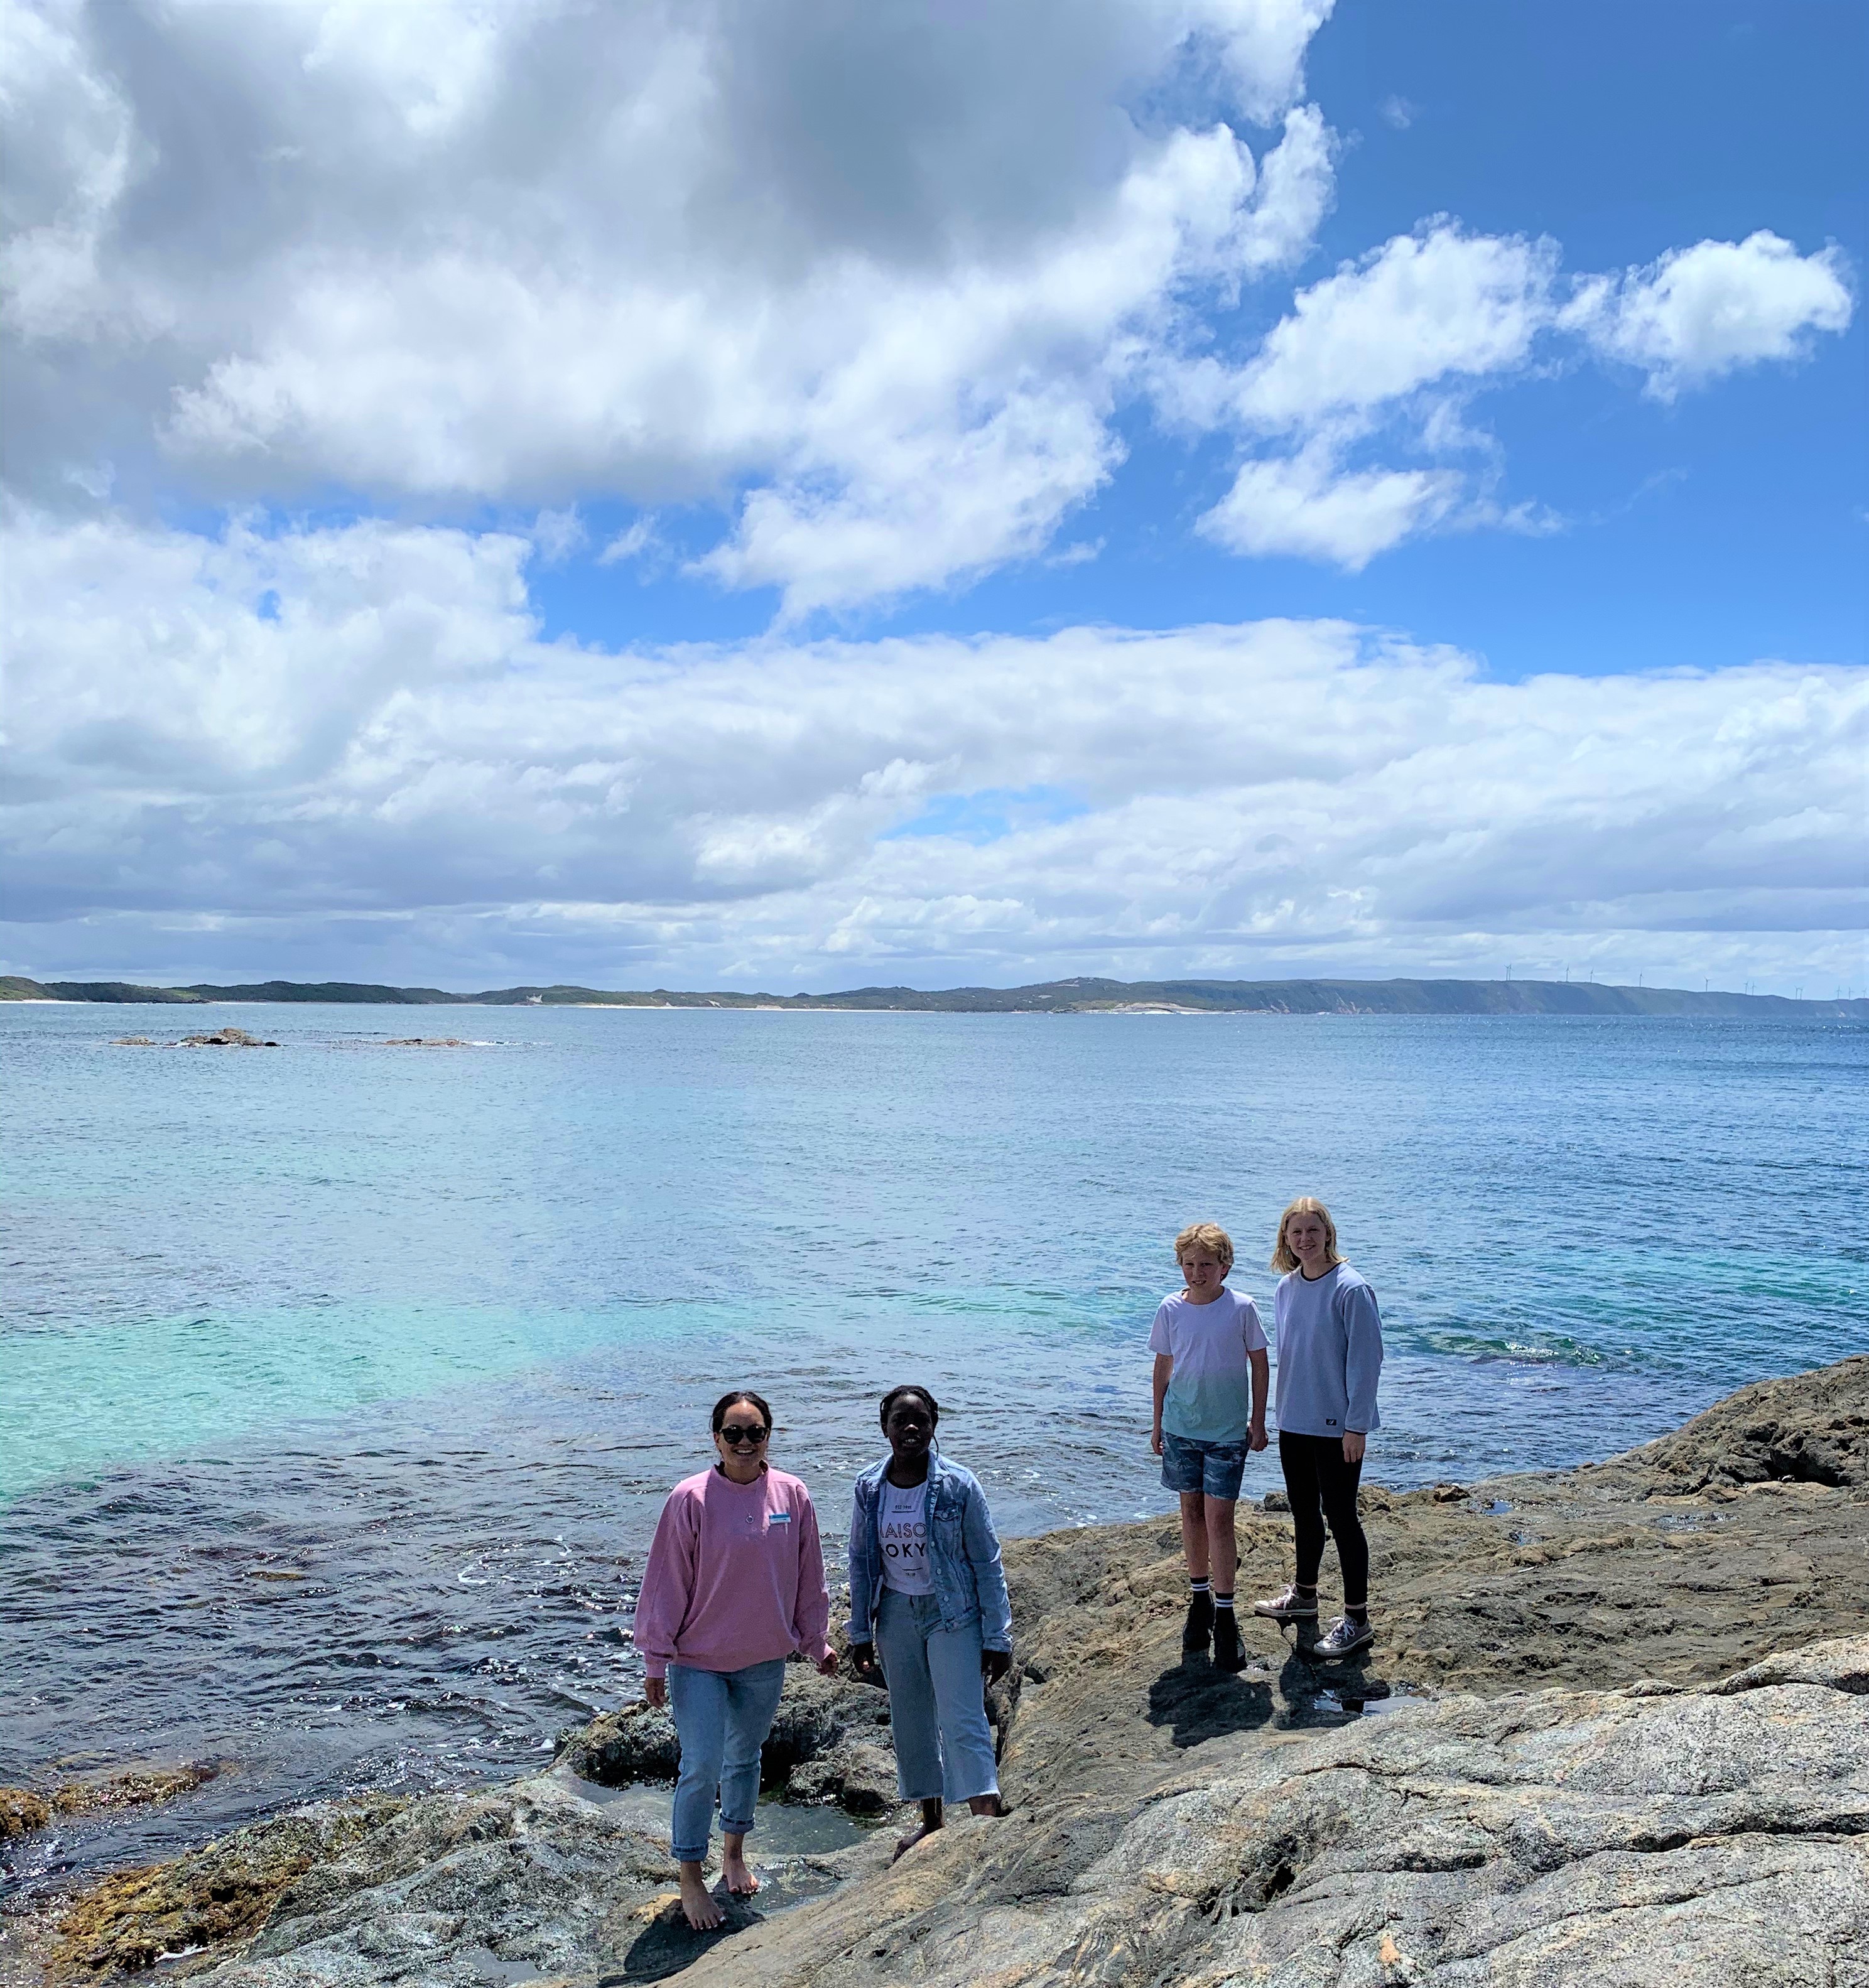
557,1701,680,1784
759,1668,857,1782
35,1796,409,1979
784,1737,900,1816
1713,1638,1869,1696
176,1773,891,1988
556,1663,893,1807
678,1633,1869,1988
192,1778,691,1985
1632,1353,1869,1488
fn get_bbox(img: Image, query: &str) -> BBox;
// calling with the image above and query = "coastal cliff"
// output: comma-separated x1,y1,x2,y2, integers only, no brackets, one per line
4,1358,1865,1986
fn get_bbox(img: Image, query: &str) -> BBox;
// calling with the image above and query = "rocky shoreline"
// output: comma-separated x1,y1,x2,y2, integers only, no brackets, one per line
4,1357,1865,1986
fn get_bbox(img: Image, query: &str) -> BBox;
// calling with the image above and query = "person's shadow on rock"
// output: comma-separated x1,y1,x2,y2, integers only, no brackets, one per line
610,1889,763,1982
1275,1646,1388,1726
1146,1654,1275,1749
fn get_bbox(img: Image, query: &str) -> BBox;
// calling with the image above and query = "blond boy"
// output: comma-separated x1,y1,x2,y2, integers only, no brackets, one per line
1149,1222,1269,1671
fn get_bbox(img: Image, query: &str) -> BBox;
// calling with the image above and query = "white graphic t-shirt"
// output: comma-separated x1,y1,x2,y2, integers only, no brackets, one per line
877,1477,934,1594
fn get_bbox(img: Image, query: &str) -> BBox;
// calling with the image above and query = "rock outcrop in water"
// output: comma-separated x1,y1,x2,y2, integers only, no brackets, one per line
0,1765,219,1844
4,1358,1866,1987
112,1028,281,1048
0,1793,51,1844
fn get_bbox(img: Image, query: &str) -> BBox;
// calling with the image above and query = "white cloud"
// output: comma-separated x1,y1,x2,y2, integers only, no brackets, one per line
1,509,532,798
2,0,1340,610
530,507,585,567
1563,230,1854,401
691,375,1122,616
0,0,146,342
1198,436,1460,565
598,517,661,568
0,3,1851,609
1195,0,1336,122
4,509,1860,989
1175,224,1554,565
1178,221,1853,568
1228,225,1557,426
1224,102,1337,278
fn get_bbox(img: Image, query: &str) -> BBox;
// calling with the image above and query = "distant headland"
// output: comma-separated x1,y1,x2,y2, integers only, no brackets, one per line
2,973,1861,1018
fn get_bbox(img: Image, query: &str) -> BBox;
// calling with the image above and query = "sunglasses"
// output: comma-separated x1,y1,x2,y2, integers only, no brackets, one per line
720,1424,769,1444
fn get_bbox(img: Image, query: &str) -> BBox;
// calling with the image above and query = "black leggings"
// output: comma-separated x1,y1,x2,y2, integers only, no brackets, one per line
1277,1431,1369,1606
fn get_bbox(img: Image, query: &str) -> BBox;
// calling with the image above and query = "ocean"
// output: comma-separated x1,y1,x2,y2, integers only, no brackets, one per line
1,1002,1863,1896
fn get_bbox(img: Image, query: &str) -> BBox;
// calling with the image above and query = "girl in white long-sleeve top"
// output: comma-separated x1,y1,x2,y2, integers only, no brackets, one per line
1252,1197,1385,1660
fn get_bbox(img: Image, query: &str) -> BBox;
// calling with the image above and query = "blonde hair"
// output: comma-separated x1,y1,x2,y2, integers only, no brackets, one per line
1174,1221,1234,1273
1270,1197,1341,1273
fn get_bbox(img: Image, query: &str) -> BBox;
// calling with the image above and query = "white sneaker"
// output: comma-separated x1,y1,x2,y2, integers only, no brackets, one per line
1252,1585,1319,1623
1313,1616,1375,1660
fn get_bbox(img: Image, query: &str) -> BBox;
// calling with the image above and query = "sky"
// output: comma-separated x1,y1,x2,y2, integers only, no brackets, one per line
3,0,1863,996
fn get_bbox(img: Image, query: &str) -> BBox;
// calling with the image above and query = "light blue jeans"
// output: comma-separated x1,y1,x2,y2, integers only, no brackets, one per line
666,1656,787,1864
875,1587,999,1805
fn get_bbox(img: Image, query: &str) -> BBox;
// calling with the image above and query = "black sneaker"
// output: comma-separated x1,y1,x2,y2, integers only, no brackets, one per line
1211,1607,1244,1672
1181,1589,1213,1652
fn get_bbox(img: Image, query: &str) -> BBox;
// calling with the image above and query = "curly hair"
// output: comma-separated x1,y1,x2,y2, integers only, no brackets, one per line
879,1384,940,1430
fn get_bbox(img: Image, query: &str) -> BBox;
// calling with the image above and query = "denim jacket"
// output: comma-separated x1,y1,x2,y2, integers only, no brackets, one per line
847,1454,1014,1653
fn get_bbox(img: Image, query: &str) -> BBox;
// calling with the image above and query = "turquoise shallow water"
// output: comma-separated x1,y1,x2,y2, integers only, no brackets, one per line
1,1003,1863,1893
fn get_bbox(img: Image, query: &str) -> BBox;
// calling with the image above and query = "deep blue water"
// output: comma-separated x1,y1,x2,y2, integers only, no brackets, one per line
1,1002,1863,1894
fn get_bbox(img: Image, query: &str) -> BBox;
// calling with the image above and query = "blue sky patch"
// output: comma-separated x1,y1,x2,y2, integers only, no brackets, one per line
882,787,1092,846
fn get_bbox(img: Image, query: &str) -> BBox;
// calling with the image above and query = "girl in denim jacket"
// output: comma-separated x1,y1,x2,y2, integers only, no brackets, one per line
847,1385,1013,1857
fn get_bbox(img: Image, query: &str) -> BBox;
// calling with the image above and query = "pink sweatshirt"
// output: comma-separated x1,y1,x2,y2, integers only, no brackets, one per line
633,1466,832,1682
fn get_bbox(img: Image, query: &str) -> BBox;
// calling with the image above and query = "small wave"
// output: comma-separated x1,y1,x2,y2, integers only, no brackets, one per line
1404,1325,1632,1370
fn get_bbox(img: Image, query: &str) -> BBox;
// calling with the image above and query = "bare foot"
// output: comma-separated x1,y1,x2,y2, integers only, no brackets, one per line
892,1817,941,1862
720,1847,761,1897
678,1864,723,1930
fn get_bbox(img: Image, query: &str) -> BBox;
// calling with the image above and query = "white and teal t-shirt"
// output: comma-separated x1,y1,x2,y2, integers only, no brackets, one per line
877,1477,934,1594
1150,1287,1268,1443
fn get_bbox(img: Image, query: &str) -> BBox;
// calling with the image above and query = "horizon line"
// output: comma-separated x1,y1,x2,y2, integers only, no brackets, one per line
3,971,1861,1015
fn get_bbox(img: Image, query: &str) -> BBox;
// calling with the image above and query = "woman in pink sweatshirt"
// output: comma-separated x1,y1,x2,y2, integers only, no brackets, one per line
634,1389,837,1930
